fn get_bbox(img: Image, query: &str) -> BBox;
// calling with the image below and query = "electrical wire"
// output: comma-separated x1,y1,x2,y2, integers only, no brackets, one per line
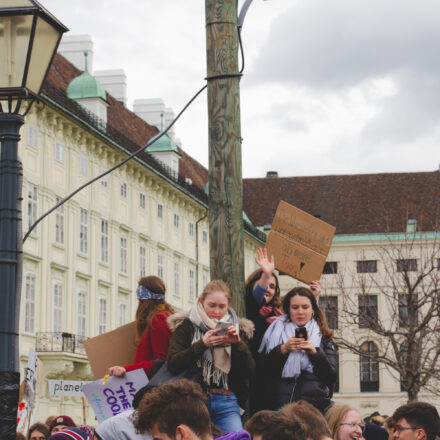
23,83,207,243
23,19,247,244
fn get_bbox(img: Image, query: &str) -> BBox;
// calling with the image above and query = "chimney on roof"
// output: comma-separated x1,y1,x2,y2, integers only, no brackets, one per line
266,171,278,178
133,98,176,138
59,34,94,72
407,219,417,233
94,69,127,106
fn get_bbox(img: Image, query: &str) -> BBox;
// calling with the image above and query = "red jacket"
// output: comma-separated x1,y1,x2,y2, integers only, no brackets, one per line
124,311,172,378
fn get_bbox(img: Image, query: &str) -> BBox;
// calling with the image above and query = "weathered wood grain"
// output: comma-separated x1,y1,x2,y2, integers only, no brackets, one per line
205,0,245,315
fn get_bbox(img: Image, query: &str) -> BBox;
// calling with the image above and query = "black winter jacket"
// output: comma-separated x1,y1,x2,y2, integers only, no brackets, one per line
264,338,337,413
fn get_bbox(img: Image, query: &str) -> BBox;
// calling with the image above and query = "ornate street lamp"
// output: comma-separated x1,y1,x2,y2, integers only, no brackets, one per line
0,1,67,437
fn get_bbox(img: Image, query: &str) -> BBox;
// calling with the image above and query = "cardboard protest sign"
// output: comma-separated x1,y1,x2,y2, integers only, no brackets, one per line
266,200,336,284
83,321,137,380
82,369,148,423
48,379,90,397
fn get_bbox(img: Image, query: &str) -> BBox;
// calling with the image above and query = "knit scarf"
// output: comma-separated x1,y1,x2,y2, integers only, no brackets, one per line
189,302,239,389
258,315,322,379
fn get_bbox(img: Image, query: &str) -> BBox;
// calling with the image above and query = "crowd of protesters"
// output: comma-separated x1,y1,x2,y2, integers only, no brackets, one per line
19,249,440,440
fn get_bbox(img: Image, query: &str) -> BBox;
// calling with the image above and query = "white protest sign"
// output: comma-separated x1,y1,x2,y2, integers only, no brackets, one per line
24,348,39,395
48,379,90,397
82,369,148,423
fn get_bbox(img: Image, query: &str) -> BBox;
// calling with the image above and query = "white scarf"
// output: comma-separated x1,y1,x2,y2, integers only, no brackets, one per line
259,315,322,379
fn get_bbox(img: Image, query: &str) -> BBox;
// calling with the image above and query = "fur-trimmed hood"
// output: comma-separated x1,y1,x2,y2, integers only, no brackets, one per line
167,311,255,340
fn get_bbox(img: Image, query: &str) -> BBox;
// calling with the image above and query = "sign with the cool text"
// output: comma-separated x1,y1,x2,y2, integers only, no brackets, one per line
48,379,90,397
82,369,148,423
266,200,336,284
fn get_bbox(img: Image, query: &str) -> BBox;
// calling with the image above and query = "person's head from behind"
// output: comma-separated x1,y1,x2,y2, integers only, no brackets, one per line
133,379,211,440
250,412,307,440
325,405,364,440
281,400,332,440
282,287,333,339
244,410,277,438
135,275,173,342
199,280,231,320
245,267,280,306
28,423,49,440
392,401,440,440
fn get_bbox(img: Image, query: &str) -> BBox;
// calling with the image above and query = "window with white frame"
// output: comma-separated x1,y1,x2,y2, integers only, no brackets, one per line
118,303,126,326
100,220,109,263
189,269,195,301
54,142,65,163
120,236,127,274
24,273,35,334
27,183,37,231
98,298,107,335
202,273,208,288
77,290,87,337
139,192,146,209
27,126,38,148
174,262,180,296
55,196,64,244
53,281,63,333
202,231,208,243
157,253,164,279
79,208,88,254
174,214,179,228
140,245,146,278
189,222,194,237
120,181,127,198
79,155,88,176
101,169,108,187
157,203,163,219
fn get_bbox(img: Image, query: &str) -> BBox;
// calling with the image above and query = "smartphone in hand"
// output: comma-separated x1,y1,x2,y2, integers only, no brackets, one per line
215,322,229,336
295,327,308,340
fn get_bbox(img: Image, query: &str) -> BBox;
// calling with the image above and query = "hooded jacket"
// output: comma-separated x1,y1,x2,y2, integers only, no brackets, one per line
166,312,255,408
94,410,152,440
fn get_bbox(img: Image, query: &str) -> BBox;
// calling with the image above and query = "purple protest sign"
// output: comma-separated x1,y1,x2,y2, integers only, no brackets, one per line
82,369,148,423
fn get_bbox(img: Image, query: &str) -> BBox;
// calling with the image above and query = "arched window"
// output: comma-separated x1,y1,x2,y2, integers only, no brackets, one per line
360,341,379,392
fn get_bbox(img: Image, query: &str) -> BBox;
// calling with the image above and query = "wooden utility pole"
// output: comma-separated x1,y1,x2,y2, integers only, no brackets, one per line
205,0,245,315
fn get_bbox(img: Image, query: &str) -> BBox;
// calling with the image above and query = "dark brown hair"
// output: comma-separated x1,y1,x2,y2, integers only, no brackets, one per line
282,287,333,340
281,400,331,440
255,412,307,440
245,410,277,436
28,423,49,440
135,276,174,343
245,268,281,308
133,379,211,439
392,402,440,440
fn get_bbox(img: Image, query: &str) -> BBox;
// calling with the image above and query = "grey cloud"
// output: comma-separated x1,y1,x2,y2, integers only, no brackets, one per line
250,0,440,89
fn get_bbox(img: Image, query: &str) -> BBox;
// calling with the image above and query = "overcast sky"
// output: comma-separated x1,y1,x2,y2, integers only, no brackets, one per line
41,0,440,178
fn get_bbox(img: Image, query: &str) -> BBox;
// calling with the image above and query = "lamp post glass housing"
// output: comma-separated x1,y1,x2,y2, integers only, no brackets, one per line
0,0,68,106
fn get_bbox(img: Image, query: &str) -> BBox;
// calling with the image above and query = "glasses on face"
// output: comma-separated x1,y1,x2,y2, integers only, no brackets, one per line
392,425,419,433
340,422,366,432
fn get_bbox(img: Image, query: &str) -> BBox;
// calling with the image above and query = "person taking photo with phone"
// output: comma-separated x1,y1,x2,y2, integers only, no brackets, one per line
166,280,255,433
259,286,337,413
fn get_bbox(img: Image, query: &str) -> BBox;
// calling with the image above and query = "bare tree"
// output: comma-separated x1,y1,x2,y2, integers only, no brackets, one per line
330,234,440,402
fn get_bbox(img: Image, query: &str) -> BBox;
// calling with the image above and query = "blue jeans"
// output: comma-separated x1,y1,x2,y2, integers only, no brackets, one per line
208,392,243,433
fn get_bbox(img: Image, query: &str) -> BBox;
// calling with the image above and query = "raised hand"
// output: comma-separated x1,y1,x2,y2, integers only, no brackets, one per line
309,280,321,297
255,247,275,276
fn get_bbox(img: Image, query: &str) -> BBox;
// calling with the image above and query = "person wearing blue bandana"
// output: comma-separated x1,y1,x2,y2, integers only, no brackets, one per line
108,276,174,379
259,287,337,413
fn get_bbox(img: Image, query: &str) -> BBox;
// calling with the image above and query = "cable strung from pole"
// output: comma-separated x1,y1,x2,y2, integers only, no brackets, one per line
23,19,248,244
23,83,207,243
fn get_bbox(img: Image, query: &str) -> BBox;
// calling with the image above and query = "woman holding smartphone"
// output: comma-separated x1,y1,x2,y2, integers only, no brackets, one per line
259,286,337,413
166,280,255,433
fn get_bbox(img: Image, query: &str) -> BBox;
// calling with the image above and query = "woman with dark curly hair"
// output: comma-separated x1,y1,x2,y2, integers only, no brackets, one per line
259,287,337,413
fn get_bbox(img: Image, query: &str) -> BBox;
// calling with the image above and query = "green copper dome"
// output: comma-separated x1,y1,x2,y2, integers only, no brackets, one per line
67,70,107,101
146,132,179,154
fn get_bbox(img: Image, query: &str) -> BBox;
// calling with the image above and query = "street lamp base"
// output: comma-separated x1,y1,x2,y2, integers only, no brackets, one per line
0,371,20,439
